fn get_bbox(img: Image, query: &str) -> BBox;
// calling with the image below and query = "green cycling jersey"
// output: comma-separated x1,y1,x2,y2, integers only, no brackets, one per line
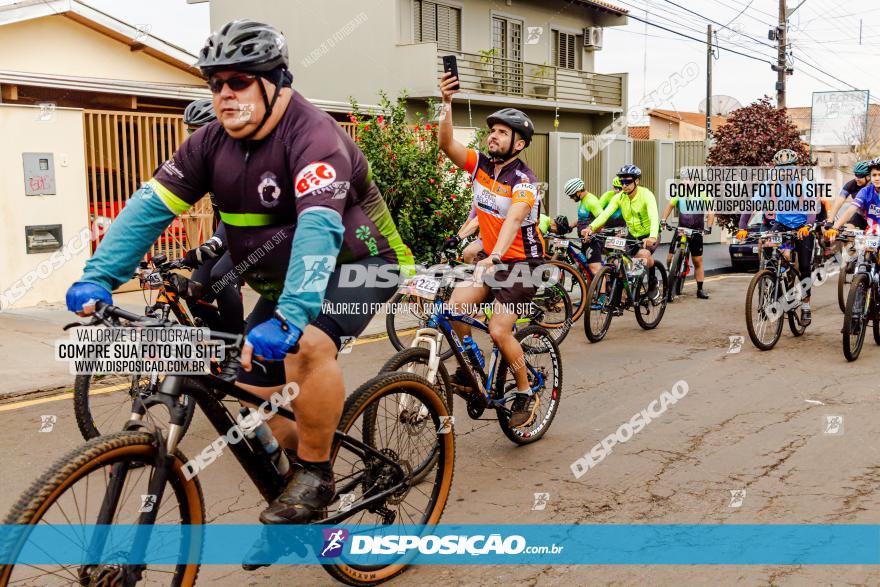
590,186,660,239
538,213,552,234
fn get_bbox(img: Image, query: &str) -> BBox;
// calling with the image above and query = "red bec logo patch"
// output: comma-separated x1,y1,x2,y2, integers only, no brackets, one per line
295,162,337,197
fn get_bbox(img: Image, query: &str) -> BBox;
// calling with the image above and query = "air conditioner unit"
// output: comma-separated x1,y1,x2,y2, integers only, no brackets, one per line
584,26,603,50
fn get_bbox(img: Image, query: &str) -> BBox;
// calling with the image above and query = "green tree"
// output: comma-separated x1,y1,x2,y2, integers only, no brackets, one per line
349,92,475,263
707,96,811,232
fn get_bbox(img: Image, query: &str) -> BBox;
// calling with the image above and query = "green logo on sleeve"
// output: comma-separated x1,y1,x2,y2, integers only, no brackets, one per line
356,225,379,256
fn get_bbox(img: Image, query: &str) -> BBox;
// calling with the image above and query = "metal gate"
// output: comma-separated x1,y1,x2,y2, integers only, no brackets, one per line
83,110,214,261
632,139,657,193
675,140,707,173
581,134,604,197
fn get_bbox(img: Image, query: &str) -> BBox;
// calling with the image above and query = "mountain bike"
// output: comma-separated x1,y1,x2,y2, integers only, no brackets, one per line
378,271,562,447
841,231,880,361
744,229,809,350
544,233,593,324
73,253,240,441
2,302,453,586
662,222,709,302
583,232,668,343
386,248,573,354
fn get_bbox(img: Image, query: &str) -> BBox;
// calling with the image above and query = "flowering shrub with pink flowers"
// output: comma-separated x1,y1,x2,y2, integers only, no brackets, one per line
349,92,476,263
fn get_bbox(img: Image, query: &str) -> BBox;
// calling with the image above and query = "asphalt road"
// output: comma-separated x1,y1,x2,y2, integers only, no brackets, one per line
2,273,880,586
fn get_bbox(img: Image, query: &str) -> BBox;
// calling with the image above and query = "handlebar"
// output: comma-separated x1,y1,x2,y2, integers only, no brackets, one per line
65,300,244,345
662,223,709,235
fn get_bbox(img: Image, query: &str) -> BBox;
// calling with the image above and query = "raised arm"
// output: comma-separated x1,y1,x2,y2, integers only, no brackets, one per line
438,72,469,170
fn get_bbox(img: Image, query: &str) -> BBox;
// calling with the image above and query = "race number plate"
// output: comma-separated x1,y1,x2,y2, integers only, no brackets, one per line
766,235,782,246
751,246,759,253
607,237,627,250
553,238,568,249
866,237,879,251
404,275,441,300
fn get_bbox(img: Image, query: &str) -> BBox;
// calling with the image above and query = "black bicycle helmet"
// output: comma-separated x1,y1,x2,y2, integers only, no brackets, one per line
195,20,292,141
554,215,572,235
195,19,288,76
183,98,216,128
486,108,534,163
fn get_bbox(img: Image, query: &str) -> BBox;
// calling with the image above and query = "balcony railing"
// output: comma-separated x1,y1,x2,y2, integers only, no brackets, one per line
436,52,623,108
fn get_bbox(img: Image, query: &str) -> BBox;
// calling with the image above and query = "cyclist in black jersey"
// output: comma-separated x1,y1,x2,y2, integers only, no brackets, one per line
66,20,413,538
179,98,245,340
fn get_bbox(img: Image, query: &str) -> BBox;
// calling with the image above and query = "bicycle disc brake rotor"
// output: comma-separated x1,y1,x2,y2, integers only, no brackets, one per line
79,564,125,587
398,401,430,436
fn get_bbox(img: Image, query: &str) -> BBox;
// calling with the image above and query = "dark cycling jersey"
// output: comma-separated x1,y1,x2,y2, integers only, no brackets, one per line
841,179,863,198
152,91,412,300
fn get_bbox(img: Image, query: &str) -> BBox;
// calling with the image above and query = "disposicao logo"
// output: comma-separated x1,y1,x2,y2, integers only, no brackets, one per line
320,528,349,558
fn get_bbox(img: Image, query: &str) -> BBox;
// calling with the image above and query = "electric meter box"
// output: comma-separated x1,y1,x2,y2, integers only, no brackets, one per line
22,152,56,196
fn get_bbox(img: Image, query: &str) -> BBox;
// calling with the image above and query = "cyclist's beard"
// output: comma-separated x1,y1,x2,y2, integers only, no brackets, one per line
488,136,517,163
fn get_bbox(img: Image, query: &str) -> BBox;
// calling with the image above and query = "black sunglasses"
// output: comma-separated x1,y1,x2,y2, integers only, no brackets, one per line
207,73,257,94
619,177,635,185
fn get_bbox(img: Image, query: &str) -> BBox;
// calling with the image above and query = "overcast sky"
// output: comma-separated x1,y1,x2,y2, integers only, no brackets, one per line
16,0,877,122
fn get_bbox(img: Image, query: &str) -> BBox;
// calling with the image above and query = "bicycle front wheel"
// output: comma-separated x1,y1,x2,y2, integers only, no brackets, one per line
745,269,784,350
635,262,668,330
385,292,454,360
324,372,454,586
667,249,683,303
0,431,205,587
73,373,195,441
843,273,869,362
584,266,614,342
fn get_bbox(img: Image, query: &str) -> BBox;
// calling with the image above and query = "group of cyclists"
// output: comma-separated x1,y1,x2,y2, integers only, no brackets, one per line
56,16,880,556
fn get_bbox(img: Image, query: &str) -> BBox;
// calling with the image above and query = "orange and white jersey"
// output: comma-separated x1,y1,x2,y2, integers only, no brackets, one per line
462,148,544,261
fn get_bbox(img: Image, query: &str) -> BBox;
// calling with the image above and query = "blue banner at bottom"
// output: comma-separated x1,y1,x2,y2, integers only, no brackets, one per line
0,524,878,565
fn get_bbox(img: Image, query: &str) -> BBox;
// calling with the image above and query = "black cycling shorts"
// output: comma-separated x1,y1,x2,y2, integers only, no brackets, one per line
236,255,398,388
583,239,603,264
849,212,868,230
628,232,659,253
667,232,704,257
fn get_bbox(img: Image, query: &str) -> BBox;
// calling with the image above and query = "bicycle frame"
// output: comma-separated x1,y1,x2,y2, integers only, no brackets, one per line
409,299,546,411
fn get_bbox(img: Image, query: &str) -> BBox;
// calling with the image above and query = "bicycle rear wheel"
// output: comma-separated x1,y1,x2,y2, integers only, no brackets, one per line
843,273,869,362
385,292,454,360
584,266,614,343
324,372,454,586
73,373,196,441
531,283,573,345
635,263,668,330
745,269,784,350
0,431,204,586
542,260,588,324
492,325,562,445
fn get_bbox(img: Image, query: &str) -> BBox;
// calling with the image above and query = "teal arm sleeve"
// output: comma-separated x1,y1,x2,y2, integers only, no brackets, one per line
80,184,177,291
276,208,345,332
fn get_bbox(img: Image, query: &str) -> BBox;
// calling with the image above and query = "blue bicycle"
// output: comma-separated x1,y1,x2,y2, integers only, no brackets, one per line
378,272,563,449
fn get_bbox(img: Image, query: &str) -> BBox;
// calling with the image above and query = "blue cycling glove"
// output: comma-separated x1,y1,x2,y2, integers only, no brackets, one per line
66,282,112,313
246,315,302,361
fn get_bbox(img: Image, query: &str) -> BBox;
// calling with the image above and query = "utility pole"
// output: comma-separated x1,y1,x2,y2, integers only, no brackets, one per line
706,24,713,140
776,0,786,109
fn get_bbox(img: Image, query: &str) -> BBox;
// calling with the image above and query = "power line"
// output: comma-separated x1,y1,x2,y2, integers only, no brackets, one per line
618,8,776,65
721,0,754,28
